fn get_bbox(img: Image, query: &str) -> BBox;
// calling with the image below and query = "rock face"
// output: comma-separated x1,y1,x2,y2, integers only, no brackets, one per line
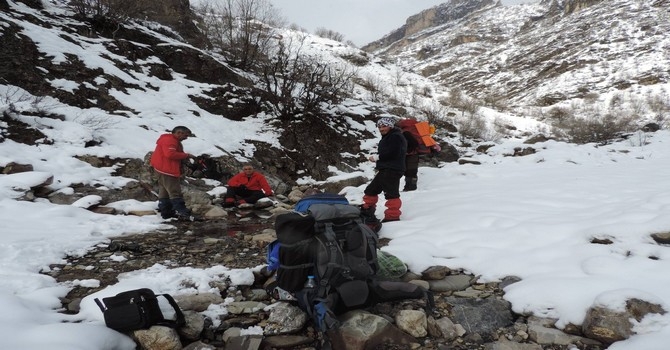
362,0,498,51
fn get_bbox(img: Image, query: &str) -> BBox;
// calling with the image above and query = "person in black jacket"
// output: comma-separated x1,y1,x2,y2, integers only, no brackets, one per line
361,117,408,222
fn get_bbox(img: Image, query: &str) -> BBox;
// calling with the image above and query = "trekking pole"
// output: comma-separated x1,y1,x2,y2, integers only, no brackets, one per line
137,179,159,198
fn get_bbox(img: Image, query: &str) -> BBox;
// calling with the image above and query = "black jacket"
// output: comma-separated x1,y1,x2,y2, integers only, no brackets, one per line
376,128,407,173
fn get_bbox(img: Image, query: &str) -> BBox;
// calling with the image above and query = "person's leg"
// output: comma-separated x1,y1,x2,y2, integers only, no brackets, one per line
242,190,265,204
381,171,403,221
156,174,174,218
403,154,419,191
362,174,383,209
163,175,191,218
223,186,238,207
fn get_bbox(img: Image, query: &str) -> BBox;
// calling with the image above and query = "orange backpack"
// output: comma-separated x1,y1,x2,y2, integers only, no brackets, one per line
398,119,437,154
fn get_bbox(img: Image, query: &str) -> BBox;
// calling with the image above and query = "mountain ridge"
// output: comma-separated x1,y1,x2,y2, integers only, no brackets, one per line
366,0,669,118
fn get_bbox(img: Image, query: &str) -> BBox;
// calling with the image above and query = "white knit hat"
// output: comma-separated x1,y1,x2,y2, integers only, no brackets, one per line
376,117,396,128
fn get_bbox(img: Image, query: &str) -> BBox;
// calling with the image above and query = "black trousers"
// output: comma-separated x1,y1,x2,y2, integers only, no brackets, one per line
404,154,419,178
364,169,403,199
225,186,265,204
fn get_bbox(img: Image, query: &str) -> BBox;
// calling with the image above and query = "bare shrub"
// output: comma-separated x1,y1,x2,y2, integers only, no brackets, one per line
258,35,355,119
547,106,573,124
194,0,284,70
455,113,487,140
314,27,345,42
0,87,57,117
556,114,636,144
69,0,150,22
74,114,119,132
356,75,385,103
482,89,508,110
446,87,464,107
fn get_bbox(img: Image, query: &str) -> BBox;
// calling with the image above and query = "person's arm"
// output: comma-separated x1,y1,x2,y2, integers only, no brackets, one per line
227,173,244,187
257,173,273,196
163,139,190,160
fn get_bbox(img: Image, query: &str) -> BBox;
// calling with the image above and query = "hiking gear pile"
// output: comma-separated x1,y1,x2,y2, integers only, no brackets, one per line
265,193,434,340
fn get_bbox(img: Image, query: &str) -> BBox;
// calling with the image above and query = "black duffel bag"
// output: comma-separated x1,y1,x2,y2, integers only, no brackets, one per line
94,288,185,332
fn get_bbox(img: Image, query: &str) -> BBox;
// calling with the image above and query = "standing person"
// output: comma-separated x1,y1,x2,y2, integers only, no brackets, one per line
150,126,196,221
401,127,420,191
223,164,274,209
361,117,407,223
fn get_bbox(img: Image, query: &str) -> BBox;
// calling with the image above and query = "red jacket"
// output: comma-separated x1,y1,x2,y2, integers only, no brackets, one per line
150,134,189,177
227,171,273,195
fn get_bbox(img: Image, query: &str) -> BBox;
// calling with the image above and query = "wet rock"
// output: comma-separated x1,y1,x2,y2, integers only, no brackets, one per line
2,162,34,174
227,301,267,315
527,316,592,346
446,297,514,341
265,302,307,335
224,334,263,350
179,311,206,341
428,275,473,292
651,231,670,245
133,325,182,350
261,335,314,348
421,265,451,280
396,309,427,337
582,298,665,344
338,310,417,350
175,293,225,312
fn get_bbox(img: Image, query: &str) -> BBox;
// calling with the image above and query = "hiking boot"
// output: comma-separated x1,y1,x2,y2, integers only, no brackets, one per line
359,205,376,217
381,217,400,223
403,177,417,191
158,198,175,219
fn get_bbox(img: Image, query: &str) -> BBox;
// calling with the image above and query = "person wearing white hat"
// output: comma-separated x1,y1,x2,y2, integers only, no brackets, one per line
361,117,407,222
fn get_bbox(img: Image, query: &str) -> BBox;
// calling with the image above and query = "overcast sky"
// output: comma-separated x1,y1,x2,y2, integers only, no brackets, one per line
270,0,539,46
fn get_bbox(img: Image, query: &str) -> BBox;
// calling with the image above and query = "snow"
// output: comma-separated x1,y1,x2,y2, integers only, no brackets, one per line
1,1,669,349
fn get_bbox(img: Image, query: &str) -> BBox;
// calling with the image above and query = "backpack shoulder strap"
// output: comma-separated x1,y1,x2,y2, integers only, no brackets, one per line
154,293,186,328
315,222,341,298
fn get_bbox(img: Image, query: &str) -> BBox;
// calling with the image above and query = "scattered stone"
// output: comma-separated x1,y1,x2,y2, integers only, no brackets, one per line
262,335,314,348
421,265,451,280
132,326,182,350
650,231,670,245
428,275,473,292
396,309,427,337
447,297,514,341
174,293,224,312
582,298,665,344
265,303,307,335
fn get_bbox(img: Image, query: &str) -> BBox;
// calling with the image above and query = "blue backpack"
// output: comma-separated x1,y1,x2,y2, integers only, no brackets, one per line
293,193,349,212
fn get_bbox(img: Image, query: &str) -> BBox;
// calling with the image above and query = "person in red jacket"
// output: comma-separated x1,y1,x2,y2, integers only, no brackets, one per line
223,164,274,208
150,126,196,220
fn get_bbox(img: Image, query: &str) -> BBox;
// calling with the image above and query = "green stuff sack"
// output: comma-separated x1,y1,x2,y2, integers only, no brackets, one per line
377,250,408,279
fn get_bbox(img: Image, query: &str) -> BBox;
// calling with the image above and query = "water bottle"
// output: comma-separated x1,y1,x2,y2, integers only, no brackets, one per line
304,275,316,289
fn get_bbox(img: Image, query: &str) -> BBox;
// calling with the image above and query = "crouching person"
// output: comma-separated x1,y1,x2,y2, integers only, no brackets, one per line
223,164,274,209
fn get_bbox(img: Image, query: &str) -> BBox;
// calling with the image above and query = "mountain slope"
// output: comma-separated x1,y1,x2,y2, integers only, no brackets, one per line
368,0,670,120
